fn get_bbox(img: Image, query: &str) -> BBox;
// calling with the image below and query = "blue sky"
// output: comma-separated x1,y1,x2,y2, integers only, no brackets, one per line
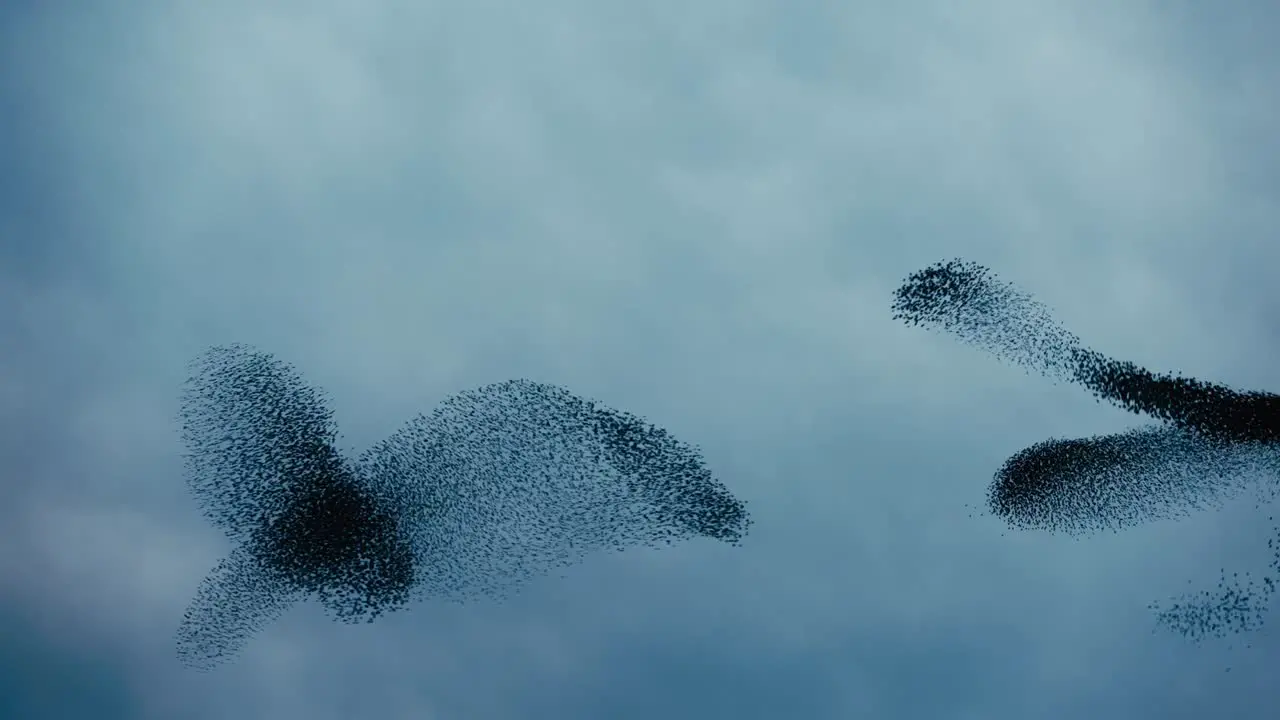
2,1,1278,718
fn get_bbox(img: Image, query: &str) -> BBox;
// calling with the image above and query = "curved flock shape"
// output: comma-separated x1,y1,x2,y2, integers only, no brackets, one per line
175,345,750,669
892,259,1280,641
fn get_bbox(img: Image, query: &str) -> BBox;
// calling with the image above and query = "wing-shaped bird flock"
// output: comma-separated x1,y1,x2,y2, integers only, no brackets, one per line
175,261,1272,669
891,259,1280,642
175,345,750,670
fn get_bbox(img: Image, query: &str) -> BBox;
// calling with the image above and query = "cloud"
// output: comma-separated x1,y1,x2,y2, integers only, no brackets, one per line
2,0,1279,717
0,607,139,720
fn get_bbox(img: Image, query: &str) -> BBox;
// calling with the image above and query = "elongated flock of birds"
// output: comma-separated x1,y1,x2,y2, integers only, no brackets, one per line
175,258,1278,669
892,259,1280,642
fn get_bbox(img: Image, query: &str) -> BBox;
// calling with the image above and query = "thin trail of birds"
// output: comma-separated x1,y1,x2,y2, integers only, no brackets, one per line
176,344,750,670
891,259,1280,642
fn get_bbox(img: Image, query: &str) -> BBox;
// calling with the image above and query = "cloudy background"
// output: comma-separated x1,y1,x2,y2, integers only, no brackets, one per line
2,1,1278,718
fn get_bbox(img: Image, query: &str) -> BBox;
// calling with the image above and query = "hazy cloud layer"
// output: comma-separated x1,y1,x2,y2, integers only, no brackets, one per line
2,0,1278,717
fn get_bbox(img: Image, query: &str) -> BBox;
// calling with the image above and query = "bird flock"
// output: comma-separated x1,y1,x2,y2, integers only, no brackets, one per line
175,345,749,669
175,260,1275,668
891,258,1280,642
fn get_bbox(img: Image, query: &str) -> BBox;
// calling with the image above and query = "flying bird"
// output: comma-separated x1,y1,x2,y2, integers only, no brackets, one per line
891,259,1280,642
175,344,750,669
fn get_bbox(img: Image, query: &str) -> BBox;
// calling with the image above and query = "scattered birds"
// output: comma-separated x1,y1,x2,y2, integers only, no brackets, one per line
175,344,750,670
892,259,1280,642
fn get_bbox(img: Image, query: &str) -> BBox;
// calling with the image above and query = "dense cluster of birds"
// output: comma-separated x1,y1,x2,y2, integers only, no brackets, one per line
175,344,750,670
172,260,1274,668
891,258,1280,642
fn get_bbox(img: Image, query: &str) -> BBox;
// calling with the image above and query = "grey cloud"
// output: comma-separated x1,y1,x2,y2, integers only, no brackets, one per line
0,608,138,720
3,0,1280,718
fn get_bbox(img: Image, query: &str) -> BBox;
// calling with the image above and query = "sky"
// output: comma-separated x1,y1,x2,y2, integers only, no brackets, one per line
1,1,1278,718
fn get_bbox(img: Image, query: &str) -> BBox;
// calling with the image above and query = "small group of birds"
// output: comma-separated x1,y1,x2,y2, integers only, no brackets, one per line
175,258,1275,669
891,259,1280,642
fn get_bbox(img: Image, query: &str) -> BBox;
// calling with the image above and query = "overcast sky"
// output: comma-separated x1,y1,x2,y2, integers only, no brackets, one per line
2,1,1278,718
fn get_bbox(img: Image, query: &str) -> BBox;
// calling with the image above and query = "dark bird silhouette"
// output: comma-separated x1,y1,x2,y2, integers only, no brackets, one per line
175,345,750,669
891,259,1280,642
